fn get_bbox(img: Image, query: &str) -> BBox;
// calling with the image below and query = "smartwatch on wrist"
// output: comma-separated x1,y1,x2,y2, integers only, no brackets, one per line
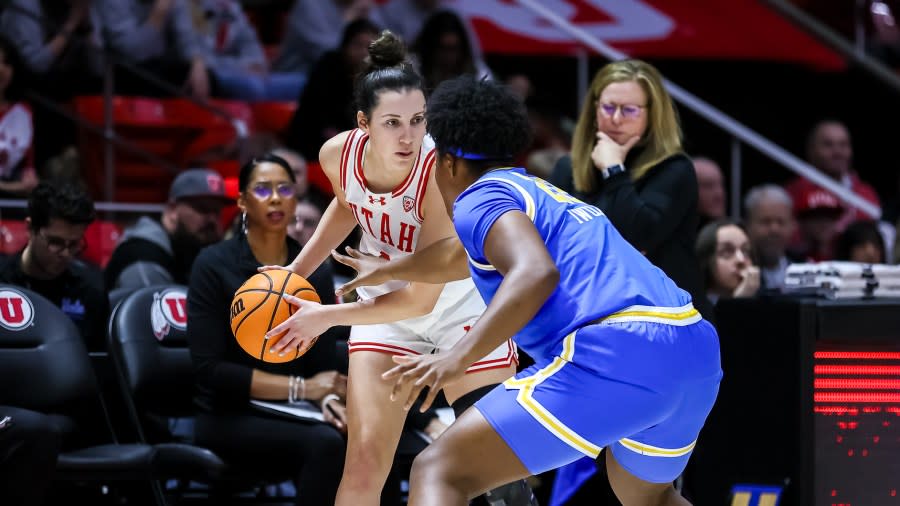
601,163,625,180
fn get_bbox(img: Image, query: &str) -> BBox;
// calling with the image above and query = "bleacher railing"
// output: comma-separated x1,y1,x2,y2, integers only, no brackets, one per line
93,53,250,202
763,0,900,96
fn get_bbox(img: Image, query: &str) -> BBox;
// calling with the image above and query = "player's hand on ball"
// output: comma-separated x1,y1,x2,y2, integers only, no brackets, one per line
257,260,301,275
331,246,391,298
266,295,329,355
382,353,467,412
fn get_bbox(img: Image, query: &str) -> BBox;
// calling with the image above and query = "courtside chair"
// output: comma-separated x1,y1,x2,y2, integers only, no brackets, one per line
108,284,294,503
0,284,223,506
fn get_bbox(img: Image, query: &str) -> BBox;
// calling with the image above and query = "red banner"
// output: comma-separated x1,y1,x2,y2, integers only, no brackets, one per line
446,0,845,70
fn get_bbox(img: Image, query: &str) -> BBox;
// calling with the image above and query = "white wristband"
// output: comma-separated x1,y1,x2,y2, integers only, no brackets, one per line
321,393,340,412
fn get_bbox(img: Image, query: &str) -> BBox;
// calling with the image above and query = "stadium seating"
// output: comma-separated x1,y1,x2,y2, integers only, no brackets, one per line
72,96,254,203
0,219,29,256
251,101,297,136
307,161,334,197
81,219,124,269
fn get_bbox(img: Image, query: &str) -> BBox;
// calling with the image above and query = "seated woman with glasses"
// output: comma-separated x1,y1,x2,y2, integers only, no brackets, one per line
185,153,347,506
695,218,761,305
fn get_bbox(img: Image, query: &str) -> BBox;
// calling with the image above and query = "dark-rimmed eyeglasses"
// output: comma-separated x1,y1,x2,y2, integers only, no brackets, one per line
597,102,645,119
38,231,86,255
249,182,296,200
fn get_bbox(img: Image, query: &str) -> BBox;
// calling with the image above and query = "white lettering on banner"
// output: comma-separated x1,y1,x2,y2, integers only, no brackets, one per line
450,0,673,43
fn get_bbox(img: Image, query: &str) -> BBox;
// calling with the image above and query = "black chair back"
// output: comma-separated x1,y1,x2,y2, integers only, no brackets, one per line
0,284,215,506
108,284,290,502
108,284,195,432
0,285,98,412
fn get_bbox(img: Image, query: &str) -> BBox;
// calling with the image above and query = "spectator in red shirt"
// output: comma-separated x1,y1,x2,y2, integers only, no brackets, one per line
792,185,845,262
784,119,881,233
0,36,37,201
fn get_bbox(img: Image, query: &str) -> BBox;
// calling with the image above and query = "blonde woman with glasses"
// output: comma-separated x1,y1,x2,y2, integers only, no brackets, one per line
549,58,712,503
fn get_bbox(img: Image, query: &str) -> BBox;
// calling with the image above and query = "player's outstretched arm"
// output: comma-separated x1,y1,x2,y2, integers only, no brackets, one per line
384,209,559,411
266,275,447,355
331,236,469,297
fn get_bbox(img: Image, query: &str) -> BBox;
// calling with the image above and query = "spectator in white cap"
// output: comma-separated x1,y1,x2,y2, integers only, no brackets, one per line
105,168,232,304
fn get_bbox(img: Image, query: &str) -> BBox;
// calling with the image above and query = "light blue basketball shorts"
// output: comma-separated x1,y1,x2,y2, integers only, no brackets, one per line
475,309,722,483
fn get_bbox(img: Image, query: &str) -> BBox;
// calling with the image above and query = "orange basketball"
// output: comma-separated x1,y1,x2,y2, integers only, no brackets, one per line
230,269,321,363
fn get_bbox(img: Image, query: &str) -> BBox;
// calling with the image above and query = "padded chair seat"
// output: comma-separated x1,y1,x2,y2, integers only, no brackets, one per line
57,442,227,484
57,443,156,480
151,443,226,482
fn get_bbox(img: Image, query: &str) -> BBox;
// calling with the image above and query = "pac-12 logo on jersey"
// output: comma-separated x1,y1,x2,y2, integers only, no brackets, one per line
151,288,188,340
0,288,34,331
403,196,415,213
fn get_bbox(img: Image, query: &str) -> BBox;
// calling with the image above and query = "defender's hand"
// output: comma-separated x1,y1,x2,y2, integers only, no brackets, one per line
382,353,467,412
331,246,392,298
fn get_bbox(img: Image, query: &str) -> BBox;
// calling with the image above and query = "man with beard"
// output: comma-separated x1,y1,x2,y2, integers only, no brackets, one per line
105,168,230,304
0,180,108,351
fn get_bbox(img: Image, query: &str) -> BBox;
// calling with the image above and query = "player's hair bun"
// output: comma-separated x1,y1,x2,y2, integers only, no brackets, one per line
368,30,407,69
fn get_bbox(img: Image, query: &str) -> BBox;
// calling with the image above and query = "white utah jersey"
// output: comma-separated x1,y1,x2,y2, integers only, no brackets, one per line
340,129,437,299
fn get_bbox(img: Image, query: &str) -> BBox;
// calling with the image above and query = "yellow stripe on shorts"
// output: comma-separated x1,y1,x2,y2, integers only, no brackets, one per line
601,303,702,326
618,437,696,458
504,332,600,458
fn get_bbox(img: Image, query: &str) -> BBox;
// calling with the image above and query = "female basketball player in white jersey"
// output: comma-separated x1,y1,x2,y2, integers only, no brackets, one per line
260,31,531,506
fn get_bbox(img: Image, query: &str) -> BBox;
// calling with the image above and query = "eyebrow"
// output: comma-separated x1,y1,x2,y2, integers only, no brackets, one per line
380,110,426,118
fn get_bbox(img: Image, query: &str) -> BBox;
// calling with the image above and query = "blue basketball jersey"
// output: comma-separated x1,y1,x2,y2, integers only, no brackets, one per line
453,168,692,359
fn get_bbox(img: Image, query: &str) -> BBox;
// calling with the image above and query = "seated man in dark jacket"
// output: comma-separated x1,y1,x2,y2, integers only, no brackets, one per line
104,168,230,304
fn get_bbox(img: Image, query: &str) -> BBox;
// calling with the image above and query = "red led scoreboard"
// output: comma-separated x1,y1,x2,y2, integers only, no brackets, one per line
813,350,900,505
685,297,900,506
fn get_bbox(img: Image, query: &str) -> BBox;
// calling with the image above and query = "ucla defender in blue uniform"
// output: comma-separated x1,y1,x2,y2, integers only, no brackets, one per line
332,76,722,505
